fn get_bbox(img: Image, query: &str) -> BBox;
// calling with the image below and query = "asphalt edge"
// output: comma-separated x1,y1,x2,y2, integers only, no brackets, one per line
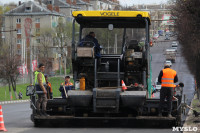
0,99,30,105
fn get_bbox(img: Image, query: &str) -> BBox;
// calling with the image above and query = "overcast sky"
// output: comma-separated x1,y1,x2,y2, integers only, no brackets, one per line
0,0,168,6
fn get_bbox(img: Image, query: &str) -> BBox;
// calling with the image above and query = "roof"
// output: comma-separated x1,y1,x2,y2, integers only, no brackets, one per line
42,0,70,7
77,0,93,6
105,0,119,5
42,0,79,9
72,11,151,28
135,4,172,10
4,1,64,16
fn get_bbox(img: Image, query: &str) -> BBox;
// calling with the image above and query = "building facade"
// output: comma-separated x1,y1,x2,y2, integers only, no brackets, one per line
3,0,121,73
4,1,64,71
133,4,172,35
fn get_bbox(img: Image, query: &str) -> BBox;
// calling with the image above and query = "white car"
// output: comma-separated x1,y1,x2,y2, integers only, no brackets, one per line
165,60,172,67
171,42,178,51
171,41,178,47
155,78,161,91
171,46,177,51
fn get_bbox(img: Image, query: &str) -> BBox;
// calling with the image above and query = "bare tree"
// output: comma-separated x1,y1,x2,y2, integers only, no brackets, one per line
40,28,54,58
172,0,200,98
55,18,74,75
0,46,21,100
37,28,55,74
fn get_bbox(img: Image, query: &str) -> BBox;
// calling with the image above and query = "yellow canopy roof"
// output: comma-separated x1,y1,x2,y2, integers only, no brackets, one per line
72,11,150,19
72,11,151,28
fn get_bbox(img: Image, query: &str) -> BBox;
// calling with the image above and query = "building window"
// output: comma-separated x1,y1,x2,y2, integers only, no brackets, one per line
2,17,5,27
17,39,22,44
36,39,40,43
36,28,40,34
17,49,22,55
35,18,40,23
1,27,5,35
25,6,32,12
47,0,52,4
71,0,74,2
25,7,31,11
17,29,21,34
16,18,21,23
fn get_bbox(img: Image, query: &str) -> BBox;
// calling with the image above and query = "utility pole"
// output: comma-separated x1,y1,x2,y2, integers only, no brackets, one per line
59,55,62,75
30,31,33,84
21,39,24,83
64,51,67,76
61,34,66,76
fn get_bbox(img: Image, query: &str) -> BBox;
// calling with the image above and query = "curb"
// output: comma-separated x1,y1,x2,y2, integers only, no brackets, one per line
183,105,193,127
183,95,195,127
183,94,200,133
0,100,30,105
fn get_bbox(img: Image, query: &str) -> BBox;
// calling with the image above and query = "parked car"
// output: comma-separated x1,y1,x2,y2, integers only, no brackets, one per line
165,34,170,40
158,30,164,36
153,34,159,40
165,60,172,67
171,47,177,51
171,41,178,47
171,41,178,51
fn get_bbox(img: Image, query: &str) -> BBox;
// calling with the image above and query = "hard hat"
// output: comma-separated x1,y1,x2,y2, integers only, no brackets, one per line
164,63,171,67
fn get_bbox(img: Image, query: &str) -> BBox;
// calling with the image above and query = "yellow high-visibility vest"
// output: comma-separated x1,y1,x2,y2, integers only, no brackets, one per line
34,71,46,85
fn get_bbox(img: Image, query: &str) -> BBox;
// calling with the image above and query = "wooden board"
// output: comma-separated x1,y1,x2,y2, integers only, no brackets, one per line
77,47,94,57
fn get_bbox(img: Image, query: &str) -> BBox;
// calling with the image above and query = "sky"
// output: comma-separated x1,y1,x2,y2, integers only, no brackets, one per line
0,0,168,6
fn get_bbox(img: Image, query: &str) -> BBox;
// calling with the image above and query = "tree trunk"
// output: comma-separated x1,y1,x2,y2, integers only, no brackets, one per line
14,90,18,100
8,81,12,101
11,77,18,99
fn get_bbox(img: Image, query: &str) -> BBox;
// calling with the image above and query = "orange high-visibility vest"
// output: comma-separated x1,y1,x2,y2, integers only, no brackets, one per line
64,82,73,86
161,68,177,87
47,82,52,92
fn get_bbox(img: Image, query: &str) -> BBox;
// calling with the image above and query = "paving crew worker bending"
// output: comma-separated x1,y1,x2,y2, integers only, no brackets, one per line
35,63,49,116
158,63,178,117
59,76,73,98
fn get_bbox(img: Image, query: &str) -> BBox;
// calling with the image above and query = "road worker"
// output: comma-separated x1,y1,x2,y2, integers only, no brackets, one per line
158,63,178,117
80,32,101,58
45,75,53,99
59,76,73,98
35,63,49,116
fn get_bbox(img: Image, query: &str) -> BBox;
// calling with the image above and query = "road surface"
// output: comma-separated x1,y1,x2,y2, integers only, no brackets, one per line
1,37,195,133
151,37,195,119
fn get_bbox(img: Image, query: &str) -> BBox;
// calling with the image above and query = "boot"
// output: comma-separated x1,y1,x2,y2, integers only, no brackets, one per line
42,111,49,117
158,113,162,117
167,113,172,117
37,110,43,116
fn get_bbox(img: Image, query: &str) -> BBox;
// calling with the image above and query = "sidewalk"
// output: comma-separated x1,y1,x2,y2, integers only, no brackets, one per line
183,94,200,133
0,99,30,105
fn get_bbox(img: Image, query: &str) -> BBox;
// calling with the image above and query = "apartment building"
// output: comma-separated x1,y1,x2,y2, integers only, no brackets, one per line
90,0,120,10
3,1,64,71
41,0,80,22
